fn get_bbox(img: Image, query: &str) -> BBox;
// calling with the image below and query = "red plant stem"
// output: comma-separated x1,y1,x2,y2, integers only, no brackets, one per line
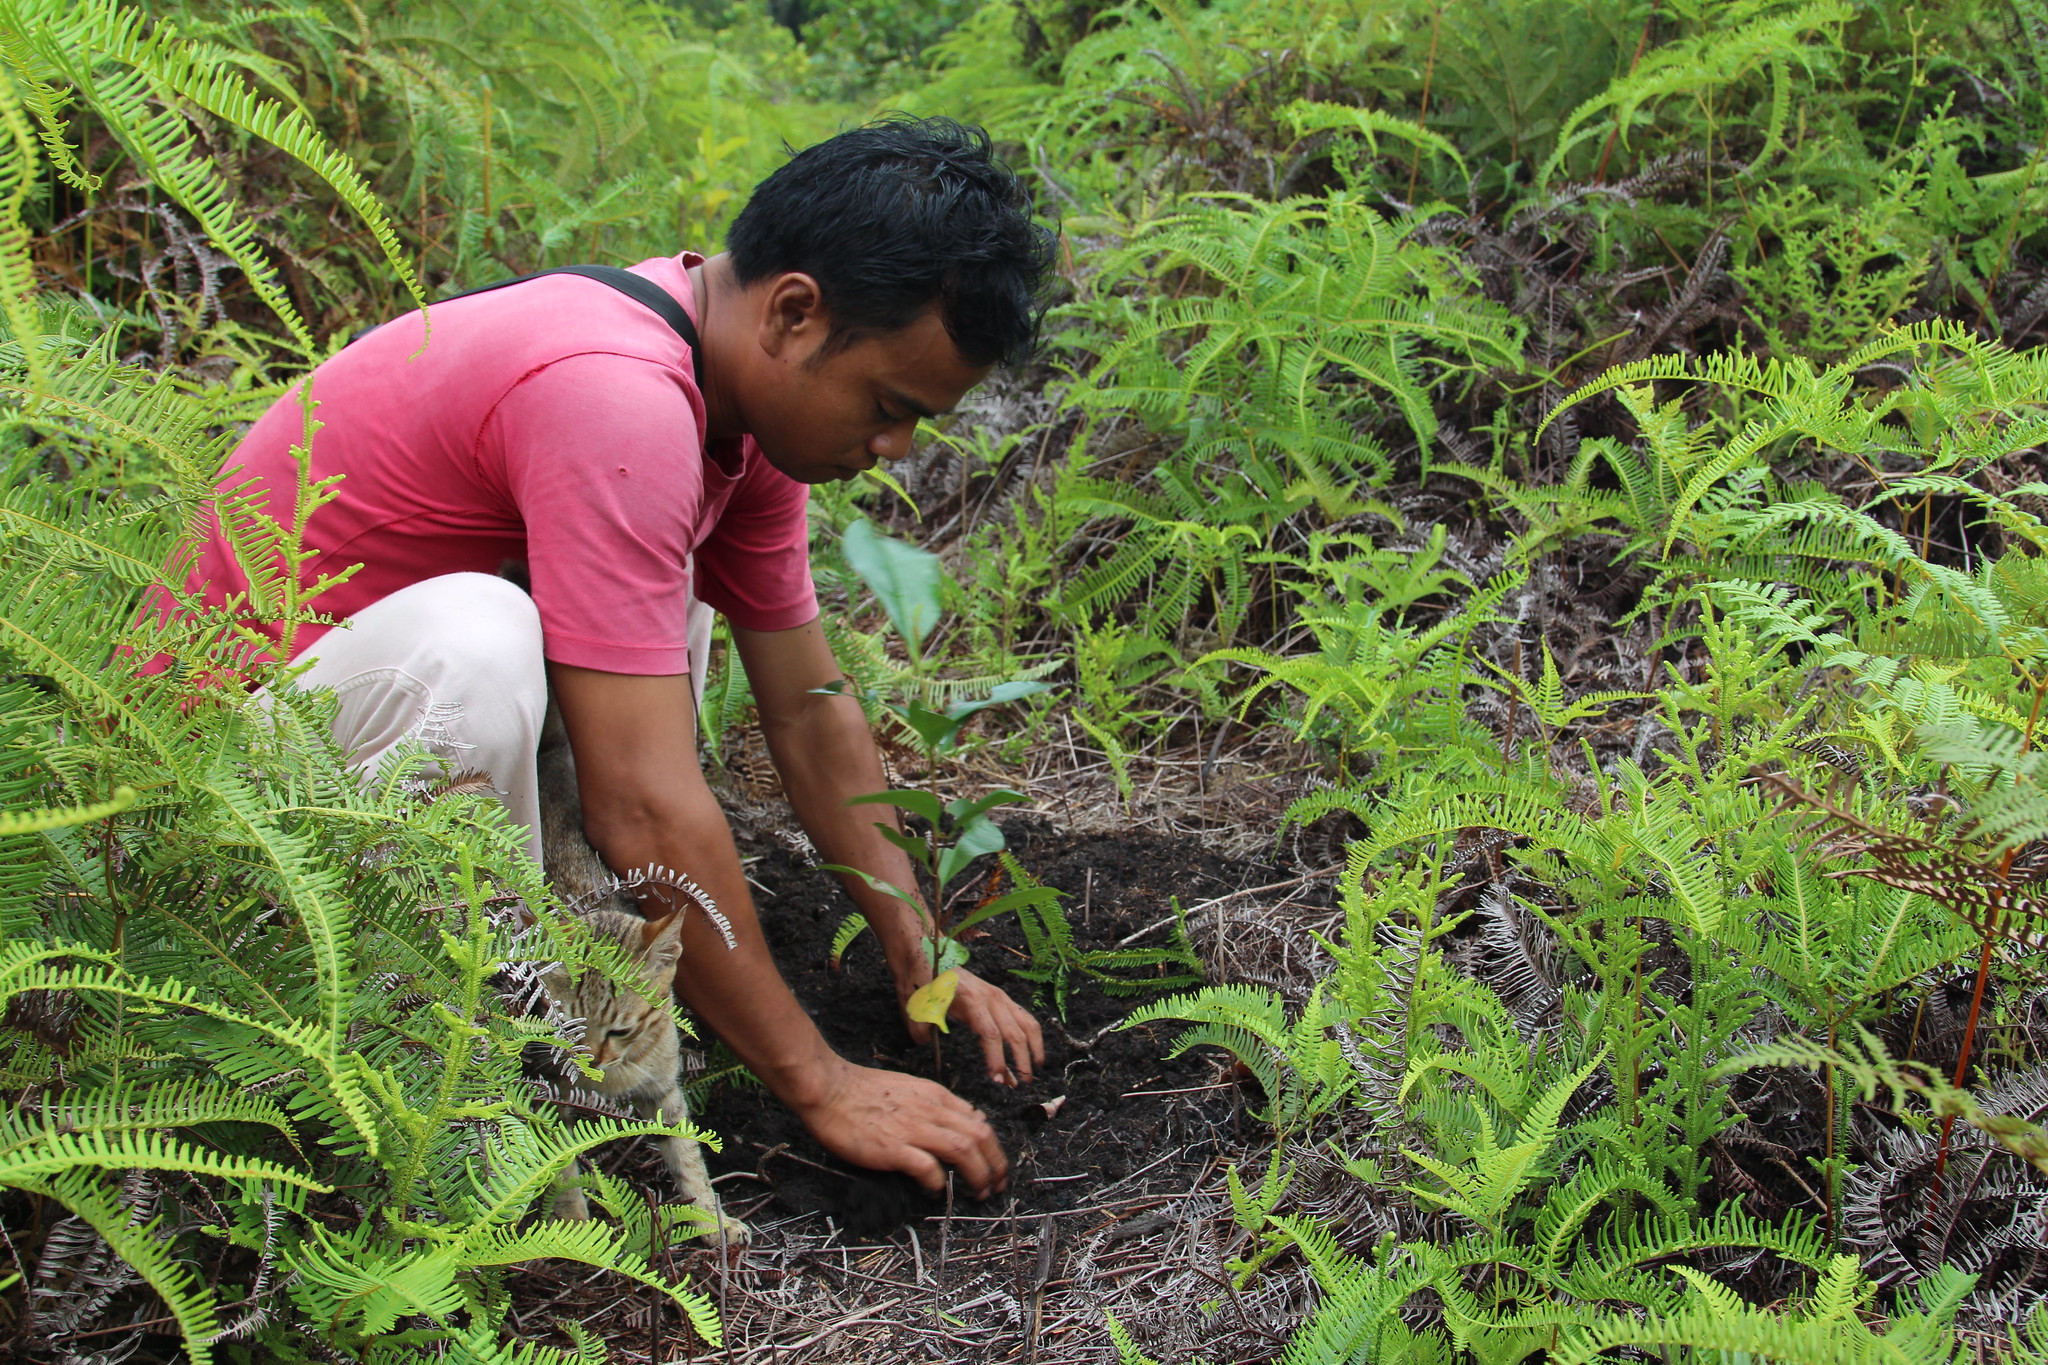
1928,916,2000,1188
1594,3,1658,185
1922,678,2037,1231
1407,4,1446,203
1925,849,2013,1229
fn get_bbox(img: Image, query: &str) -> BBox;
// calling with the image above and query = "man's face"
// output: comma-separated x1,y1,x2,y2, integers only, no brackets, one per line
746,307,991,486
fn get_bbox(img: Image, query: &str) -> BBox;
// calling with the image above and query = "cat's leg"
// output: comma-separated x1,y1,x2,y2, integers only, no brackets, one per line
636,1086,750,1245
550,1157,592,1221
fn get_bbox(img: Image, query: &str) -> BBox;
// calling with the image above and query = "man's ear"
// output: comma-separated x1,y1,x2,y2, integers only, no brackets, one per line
757,271,829,361
639,911,685,985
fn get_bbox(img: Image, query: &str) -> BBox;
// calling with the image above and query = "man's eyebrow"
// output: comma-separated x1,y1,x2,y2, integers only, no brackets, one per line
884,388,949,420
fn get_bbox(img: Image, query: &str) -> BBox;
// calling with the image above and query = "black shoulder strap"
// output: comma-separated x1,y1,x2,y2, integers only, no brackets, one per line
355,264,703,383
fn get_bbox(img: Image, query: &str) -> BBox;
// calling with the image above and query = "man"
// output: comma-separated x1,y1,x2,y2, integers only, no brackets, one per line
168,117,1057,1200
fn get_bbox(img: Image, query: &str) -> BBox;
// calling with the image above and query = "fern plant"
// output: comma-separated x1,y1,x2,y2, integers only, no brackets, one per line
0,10,728,1359
1203,527,1517,780
997,852,1202,1019
1070,190,1525,490
1246,331,2048,1354
1537,0,1853,193
1121,983,1358,1141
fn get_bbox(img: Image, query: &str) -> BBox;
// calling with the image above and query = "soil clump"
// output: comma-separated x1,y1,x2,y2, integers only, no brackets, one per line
698,818,1278,1232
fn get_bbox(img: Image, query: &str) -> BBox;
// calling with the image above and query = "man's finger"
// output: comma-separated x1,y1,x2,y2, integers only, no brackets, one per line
995,1011,1033,1086
953,1104,1007,1196
981,997,1041,1085
1010,1027,1036,1085
923,1108,1002,1197
1010,1006,1044,1081
979,1020,1015,1087
976,1123,1009,1195
894,1142,948,1195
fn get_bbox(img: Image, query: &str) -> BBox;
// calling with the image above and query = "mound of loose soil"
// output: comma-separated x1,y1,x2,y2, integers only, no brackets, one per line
694,818,1283,1234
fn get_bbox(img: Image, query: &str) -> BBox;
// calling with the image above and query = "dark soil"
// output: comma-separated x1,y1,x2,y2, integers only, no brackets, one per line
687,817,1298,1236
506,816,1337,1363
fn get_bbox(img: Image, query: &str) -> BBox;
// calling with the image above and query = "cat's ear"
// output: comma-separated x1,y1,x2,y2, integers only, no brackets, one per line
639,911,685,984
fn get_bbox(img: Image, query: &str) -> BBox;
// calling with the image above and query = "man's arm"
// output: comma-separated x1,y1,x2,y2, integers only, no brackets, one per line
548,662,1009,1197
732,617,1045,1088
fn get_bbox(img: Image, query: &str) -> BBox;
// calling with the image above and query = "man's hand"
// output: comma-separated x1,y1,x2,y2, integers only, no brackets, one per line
899,966,1045,1088
791,1056,1007,1198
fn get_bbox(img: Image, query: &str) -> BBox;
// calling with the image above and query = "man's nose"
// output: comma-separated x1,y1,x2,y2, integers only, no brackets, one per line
868,416,919,461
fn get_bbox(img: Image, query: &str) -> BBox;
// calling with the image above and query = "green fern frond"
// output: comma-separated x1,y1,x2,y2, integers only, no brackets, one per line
11,0,425,348
0,784,134,834
828,911,869,970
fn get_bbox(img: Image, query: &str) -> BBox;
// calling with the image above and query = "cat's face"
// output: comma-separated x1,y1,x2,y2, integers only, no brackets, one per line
549,909,682,1071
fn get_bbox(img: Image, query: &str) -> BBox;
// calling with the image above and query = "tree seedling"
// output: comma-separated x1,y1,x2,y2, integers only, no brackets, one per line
818,519,1063,1067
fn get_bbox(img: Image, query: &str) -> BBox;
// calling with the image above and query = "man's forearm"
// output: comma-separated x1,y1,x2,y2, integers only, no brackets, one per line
581,783,843,1107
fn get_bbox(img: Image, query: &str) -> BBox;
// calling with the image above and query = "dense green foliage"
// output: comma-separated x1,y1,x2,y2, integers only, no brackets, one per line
6,0,2048,1360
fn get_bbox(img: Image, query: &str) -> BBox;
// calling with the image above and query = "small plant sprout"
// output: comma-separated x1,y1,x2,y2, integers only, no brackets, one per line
818,520,1063,1051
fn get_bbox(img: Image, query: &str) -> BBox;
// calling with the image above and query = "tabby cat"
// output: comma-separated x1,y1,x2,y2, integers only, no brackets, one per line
536,701,748,1243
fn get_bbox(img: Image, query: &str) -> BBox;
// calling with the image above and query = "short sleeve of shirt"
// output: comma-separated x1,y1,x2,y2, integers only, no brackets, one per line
492,354,705,674
692,446,818,632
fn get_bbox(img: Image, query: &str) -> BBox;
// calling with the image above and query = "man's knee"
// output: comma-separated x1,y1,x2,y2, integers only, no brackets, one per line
407,574,546,731
304,572,547,759
364,573,542,690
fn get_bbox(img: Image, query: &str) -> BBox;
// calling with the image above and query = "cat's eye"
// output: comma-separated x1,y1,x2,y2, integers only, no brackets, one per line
605,1025,634,1039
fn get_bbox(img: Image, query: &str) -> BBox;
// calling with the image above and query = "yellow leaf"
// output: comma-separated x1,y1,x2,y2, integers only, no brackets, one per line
906,970,959,1032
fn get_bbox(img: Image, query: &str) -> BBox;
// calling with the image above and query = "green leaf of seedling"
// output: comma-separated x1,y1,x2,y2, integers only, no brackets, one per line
954,884,1065,935
819,862,922,909
934,938,970,972
937,816,1006,887
901,698,969,752
945,788,1030,826
850,788,946,827
876,824,935,870
843,519,947,661
940,680,1058,723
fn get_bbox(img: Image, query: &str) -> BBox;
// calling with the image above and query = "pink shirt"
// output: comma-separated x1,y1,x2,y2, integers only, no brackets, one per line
161,252,817,675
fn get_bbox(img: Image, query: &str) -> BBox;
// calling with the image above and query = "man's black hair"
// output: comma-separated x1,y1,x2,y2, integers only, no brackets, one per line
726,115,1056,370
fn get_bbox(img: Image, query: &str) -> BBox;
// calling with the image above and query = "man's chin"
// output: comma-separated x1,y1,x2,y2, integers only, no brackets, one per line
754,444,870,484
765,457,850,485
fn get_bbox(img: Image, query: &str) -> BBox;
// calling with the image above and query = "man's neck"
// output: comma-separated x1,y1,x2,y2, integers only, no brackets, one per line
687,254,744,442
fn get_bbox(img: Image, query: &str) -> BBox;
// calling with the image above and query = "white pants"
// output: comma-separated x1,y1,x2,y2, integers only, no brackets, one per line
293,571,712,867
